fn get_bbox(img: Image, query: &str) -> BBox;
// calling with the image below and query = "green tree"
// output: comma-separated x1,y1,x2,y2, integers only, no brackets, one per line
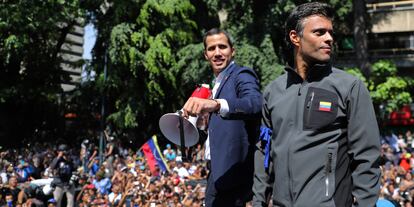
345,60,413,118
0,1,86,145
88,0,197,145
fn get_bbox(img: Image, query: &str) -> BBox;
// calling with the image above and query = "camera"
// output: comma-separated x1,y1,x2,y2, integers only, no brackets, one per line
69,171,79,185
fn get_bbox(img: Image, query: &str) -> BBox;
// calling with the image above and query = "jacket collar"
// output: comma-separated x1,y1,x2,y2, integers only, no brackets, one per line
214,62,236,99
285,63,332,85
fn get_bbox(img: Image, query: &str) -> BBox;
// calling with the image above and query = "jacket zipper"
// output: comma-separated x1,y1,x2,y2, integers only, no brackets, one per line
306,92,315,125
325,152,332,197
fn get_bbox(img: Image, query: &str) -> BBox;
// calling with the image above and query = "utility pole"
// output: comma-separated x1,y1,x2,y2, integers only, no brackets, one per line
99,47,108,166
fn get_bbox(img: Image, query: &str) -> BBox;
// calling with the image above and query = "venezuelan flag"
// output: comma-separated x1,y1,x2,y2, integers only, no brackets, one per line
319,101,332,112
141,135,169,174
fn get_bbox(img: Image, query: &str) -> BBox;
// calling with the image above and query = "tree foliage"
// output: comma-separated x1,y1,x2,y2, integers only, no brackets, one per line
86,0,197,144
345,60,413,115
0,0,86,145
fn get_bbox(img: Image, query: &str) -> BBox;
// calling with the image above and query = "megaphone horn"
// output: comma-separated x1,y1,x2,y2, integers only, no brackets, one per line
159,111,199,147
159,84,211,148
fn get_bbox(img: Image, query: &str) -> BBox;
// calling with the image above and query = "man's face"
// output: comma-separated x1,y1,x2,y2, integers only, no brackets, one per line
291,15,333,64
8,177,17,187
204,33,235,76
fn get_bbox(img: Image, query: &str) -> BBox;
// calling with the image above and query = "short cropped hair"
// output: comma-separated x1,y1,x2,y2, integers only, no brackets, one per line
285,2,334,48
283,2,334,65
203,28,234,49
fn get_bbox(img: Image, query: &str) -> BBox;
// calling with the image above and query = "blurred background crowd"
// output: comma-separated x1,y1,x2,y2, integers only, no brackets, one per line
0,135,208,207
3,129,414,207
379,130,414,207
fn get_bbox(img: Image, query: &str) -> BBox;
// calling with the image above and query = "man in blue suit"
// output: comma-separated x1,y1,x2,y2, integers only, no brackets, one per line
182,28,262,206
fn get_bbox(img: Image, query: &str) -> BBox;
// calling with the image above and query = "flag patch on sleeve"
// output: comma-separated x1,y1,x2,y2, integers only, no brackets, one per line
319,101,332,112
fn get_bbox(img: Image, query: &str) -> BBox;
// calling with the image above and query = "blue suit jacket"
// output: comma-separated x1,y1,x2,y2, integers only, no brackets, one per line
208,63,262,192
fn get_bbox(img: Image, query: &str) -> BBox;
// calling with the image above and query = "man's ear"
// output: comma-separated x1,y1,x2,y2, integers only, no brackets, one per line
289,30,300,47
231,47,235,58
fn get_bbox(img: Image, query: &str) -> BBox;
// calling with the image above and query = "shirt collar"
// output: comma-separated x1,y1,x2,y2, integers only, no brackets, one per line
285,63,332,82
216,61,234,78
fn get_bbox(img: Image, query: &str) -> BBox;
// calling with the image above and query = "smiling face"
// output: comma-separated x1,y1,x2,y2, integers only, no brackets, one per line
204,33,235,76
290,15,333,65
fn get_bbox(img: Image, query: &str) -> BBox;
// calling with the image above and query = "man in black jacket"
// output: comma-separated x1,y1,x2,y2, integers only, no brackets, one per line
50,144,76,207
253,2,381,207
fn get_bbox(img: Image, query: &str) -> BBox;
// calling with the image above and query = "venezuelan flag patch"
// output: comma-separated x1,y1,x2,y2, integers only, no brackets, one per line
319,101,332,112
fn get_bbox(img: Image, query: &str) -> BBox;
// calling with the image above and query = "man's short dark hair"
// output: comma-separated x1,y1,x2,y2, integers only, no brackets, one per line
203,28,234,49
285,2,333,48
283,2,333,65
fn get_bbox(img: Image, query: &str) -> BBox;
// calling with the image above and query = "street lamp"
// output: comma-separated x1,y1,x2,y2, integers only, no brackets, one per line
99,46,108,166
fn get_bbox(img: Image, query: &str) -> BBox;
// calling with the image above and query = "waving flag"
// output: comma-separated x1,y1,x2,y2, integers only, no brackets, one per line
141,135,169,175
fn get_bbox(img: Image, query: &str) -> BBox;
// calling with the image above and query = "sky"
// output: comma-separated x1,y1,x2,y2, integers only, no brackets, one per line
82,23,97,81
83,23,97,60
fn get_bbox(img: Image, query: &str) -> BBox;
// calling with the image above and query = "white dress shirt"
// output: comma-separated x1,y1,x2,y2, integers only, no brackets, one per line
204,62,233,160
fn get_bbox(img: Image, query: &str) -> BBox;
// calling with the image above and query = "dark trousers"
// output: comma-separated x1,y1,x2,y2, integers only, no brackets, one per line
205,161,250,207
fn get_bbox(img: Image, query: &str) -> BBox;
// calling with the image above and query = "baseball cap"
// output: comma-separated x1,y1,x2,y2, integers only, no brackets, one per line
58,144,68,151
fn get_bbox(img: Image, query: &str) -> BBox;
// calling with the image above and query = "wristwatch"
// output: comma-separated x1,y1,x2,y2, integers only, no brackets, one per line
213,99,221,113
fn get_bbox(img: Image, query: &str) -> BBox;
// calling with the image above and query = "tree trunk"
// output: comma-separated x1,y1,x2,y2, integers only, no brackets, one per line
353,0,371,78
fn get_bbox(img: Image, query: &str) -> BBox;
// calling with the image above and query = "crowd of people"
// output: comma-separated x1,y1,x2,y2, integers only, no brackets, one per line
379,130,414,207
0,135,208,207
0,128,414,207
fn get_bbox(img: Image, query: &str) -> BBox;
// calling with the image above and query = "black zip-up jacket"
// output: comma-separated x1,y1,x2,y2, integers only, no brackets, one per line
253,64,381,207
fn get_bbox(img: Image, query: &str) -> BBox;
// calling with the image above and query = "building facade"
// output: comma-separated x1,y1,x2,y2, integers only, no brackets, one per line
60,24,84,92
336,0,414,76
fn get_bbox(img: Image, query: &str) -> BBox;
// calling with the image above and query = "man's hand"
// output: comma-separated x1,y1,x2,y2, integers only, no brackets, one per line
182,97,219,118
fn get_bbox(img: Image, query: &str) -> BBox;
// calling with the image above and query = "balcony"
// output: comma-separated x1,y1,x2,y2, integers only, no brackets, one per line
334,1,414,73
367,1,414,33
335,33,414,73
367,0,414,11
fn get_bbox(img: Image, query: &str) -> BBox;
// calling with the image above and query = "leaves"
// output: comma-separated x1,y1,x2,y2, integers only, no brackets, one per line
346,60,413,115
0,0,87,143
371,77,412,112
90,0,197,137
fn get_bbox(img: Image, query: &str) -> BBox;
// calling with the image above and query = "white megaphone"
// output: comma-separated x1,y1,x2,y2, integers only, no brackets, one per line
159,84,211,147
159,111,199,147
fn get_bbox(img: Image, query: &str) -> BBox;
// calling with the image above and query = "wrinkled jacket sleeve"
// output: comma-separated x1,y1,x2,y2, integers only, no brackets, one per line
347,79,381,207
225,68,262,119
252,88,274,207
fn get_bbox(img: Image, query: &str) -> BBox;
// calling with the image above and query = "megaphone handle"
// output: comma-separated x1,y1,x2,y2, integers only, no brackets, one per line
177,111,187,162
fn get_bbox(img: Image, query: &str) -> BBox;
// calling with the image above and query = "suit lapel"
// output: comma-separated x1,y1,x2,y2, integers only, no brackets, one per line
214,63,236,99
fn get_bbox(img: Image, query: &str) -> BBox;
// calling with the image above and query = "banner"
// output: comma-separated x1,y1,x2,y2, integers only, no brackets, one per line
141,135,169,175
